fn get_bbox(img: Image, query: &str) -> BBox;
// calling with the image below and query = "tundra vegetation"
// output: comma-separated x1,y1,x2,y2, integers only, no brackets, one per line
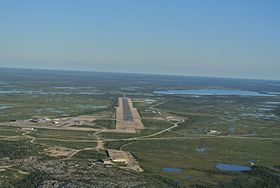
0,68,280,187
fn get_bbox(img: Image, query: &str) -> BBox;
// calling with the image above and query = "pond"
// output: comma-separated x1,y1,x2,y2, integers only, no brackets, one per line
161,168,183,173
154,89,275,97
0,105,14,110
196,147,210,153
216,163,251,172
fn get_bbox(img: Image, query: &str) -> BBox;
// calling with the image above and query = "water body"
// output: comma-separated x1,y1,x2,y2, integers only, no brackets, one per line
242,113,278,120
265,101,280,105
267,92,280,95
154,89,275,97
216,163,251,172
0,105,14,110
0,90,71,95
267,84,280,87
196,147,210,153
228,127,236,133
161,168,183,173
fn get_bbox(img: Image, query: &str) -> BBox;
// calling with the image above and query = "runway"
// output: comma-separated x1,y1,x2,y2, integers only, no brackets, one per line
116,97,144,131
122,97,133,121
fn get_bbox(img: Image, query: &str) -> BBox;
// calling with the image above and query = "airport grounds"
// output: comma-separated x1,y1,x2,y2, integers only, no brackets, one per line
0,70,280,187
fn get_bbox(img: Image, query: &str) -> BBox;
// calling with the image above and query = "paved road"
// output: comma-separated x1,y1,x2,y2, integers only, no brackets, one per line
122,97,133,122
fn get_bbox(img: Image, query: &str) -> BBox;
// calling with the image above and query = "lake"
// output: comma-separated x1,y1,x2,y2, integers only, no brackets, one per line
216,163,251,172
161,168,183,173
154,89,276,96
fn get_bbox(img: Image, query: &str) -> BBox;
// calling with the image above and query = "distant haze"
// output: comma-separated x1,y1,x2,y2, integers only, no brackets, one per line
0,0,279,80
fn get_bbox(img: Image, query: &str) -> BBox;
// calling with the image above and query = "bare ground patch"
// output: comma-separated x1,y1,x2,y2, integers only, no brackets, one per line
45,147,77,158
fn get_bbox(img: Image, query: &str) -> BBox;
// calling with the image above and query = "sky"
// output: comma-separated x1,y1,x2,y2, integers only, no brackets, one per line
0,0,279,80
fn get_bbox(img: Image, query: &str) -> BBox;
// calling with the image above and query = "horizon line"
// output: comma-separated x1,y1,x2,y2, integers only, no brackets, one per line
0,66,279,82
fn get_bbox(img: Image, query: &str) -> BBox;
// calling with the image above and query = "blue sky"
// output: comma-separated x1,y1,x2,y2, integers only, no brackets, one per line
0,0,279,79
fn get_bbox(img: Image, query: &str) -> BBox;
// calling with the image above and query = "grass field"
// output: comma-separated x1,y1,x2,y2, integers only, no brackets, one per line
28,128,98,140
119,138,280,187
